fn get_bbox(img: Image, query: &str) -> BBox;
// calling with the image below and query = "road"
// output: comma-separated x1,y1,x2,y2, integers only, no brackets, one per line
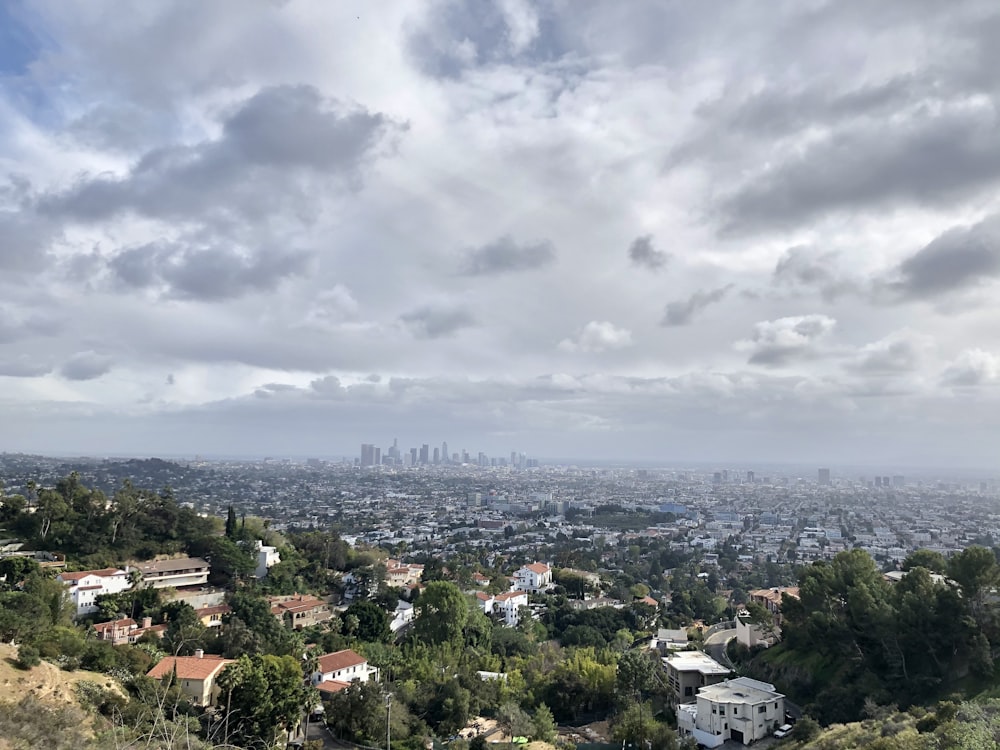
703,627,737,667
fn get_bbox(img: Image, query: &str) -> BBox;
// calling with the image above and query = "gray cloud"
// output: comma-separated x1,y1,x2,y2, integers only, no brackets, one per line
772,247,859,301
40,85,395,224
400,305,476,339
738,315,836,367
628,235,669,271
847,332,927,375
406,0,563,78
59,351,113,381
107,241,312,300
661,286,731,326
719,105,1000,233
0,356,52,378
942,349,1000,387
885,221,1000,300
459,236,556,276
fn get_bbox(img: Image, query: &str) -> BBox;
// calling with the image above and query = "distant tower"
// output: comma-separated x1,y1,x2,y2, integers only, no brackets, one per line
360,444,375,467
746,471,755,483
441,442,448,463
410,447,417,465
433,447,440,464
420,444,429,464
818,468,831,486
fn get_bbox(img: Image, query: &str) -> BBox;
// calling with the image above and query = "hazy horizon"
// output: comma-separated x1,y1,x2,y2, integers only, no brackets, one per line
2,2,1000,467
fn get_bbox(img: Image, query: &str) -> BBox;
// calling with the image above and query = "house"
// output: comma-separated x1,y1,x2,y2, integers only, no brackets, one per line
476,590,529,626
57,567,132,617
654,628,689,653
312,649,379,690
93,616,165,645
748,587,799,620
389,600,414,633
663,651,731,705
513,562,552,593
195,604,231,628
735,609,777,649
136,557,210,590
146,650,234,707
676,677,785,747
254,542,281,579
385,559,425,587
471,572,491,589
269,594,331,629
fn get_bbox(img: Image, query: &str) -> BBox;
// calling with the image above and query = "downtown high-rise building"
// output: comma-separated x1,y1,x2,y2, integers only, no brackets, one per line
818,468,831,485
360,444,376,467
420,444,430,464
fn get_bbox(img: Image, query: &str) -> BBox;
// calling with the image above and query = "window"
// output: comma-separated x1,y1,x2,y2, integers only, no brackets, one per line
684,687,693,696
758,706,766,714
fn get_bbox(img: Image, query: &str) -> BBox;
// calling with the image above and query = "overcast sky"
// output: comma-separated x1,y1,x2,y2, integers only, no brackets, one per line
1,1,1000,467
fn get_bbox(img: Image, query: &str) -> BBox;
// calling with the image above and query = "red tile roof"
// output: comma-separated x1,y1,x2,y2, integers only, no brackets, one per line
316,679,352,694
317,649,367,675
147,654,233,681
59,568,126,582
525,563,550,575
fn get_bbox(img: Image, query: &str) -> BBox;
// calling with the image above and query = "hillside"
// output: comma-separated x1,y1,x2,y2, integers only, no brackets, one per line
0,643,122,750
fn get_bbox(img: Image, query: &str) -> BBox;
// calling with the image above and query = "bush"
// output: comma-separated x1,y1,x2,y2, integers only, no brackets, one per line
15,644,40,669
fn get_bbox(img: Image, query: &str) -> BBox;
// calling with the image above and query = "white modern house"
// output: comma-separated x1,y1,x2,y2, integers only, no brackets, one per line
255,542,281,579
136,557,210,589
677,677,786,748
57,567,132,617
513,562,552,592
477,590,529,626
390,600,414,633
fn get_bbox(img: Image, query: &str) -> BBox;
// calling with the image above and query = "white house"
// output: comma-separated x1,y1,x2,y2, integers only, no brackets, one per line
57,567,132,617
312,649,379,689
477,590,529,626
255,542,281,579
513,562,552,592
390,600,414,633
677,677,785,748
136,557,210,589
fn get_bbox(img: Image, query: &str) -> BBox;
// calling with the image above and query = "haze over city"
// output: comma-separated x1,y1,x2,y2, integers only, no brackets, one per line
2,2,999,467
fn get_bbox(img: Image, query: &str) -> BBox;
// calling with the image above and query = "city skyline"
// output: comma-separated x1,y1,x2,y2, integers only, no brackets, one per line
2,3,1000,466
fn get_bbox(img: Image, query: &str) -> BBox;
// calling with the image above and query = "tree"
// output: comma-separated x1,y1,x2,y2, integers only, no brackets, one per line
611,702,678,750
346,600,391,643
901,549,947,574
616,649,659,706
532,704,556,742
413,581,470,647
225,505,238,539
216,653,313,748
162,602,207,656
497,701,533,740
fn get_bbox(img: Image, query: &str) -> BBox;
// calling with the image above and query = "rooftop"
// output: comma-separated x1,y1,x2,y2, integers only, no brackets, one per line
664,651,730,675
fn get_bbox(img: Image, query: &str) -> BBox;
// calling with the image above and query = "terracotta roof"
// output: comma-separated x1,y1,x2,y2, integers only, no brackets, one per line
147,654,233,681
195,604,231,617
59,568,126,582
750,587,800,604
475,592,491,601
317,649,367,675
95,618,136,632
524,563,550,575
640,595,658,606
495,591,527,602
316,680,352,694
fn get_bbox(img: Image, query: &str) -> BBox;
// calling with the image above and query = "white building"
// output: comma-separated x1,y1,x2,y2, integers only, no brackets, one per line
390,600,414,633
136,557,210,589
476,590,529,626
677,677,785,748
312,649,379,689
57,567,132,617
513,562,552,592
255,542,281,579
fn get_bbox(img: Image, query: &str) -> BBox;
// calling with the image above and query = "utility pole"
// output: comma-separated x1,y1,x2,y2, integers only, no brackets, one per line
386,693,392,750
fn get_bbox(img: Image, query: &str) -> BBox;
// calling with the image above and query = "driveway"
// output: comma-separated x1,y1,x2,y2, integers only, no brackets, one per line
703,627,737,667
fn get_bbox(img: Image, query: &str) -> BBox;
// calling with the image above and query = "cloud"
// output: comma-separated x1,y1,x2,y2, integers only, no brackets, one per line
0,306,61,343
558,321,633,353
0,356,52,378
106,241,312,300
847,331,928,374
628,235,669,271
59,351,113,381
884,220,1000,301
718,104,1000,233
737,315,836,367
39,85,396,224
661,286,732,326
459,236,556,276
399,305,476,339
942,349,1000,387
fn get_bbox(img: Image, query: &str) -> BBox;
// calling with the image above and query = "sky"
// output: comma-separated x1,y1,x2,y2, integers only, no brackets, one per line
1,0,1000,468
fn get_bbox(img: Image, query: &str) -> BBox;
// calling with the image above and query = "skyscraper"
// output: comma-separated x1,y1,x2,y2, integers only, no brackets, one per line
442,442,448,463
818,468,831,485
433,447,440,464
360,444,376,467
420,444,429,464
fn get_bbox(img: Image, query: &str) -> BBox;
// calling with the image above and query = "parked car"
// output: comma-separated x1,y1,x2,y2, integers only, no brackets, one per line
774,724,794,739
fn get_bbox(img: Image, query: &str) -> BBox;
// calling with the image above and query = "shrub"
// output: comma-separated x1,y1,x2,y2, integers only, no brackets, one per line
15,644,40,669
